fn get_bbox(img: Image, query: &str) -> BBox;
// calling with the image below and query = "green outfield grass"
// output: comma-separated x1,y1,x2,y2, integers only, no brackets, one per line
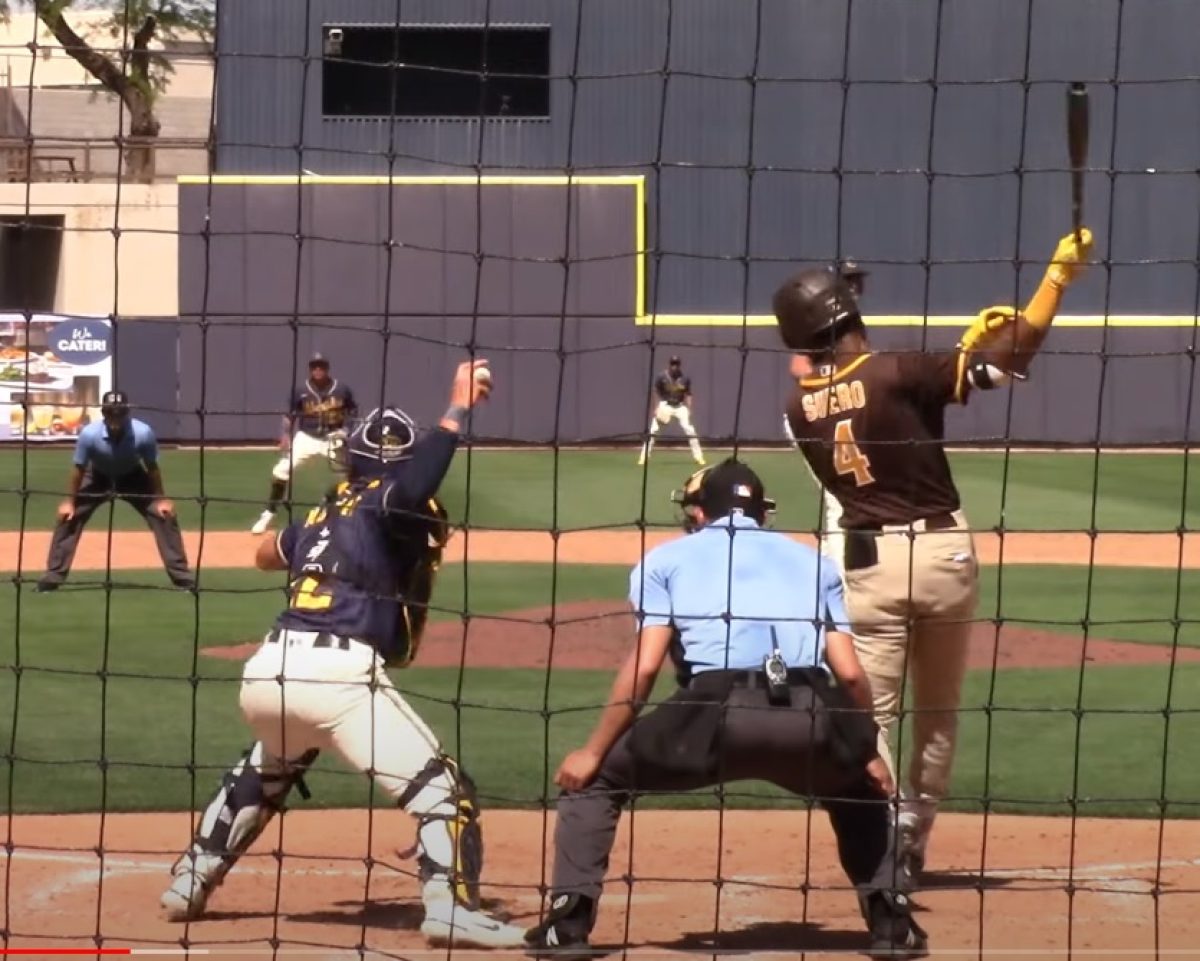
3,563,1200,816
12,562,1200,650
1,446,1198,533
2,658,1197,818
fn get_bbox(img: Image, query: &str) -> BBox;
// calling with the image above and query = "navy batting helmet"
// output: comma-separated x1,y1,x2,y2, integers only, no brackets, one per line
335,406,416,477
771,267,865,354
670,458,776,532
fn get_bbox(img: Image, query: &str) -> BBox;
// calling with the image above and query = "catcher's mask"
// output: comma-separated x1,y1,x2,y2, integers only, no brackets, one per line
334,406,417,478
772,266,865,354
100,389,130,435
670,458,777,533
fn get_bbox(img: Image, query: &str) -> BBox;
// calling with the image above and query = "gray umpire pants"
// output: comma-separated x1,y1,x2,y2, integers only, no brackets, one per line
553,676,900,903
40,467,193,588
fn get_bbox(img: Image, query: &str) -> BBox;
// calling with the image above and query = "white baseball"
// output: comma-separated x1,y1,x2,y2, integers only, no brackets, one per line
474,366,492,386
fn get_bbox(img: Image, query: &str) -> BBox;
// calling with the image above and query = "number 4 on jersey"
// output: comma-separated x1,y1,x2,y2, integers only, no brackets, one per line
833,419,875,487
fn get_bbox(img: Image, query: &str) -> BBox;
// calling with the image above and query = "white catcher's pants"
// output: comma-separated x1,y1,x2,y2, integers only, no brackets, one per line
640,401,704,462
240,630,442,802
270,430,333,483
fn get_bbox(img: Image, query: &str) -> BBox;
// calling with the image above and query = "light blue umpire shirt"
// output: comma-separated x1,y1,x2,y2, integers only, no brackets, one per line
629,512,850,674
73,419,159,478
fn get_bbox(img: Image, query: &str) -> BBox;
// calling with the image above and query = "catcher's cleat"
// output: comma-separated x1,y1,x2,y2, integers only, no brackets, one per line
250,509,274,535
862,890,928,960
160,868,210,922
420,897,525,949
524,893,596,959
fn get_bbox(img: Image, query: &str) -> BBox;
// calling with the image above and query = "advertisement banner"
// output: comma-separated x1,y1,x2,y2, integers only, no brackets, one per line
0,314,113,442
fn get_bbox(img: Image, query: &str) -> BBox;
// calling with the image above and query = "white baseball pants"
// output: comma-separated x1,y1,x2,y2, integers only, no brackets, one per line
270,430,332,483
239,630,443,803
640,401,704,462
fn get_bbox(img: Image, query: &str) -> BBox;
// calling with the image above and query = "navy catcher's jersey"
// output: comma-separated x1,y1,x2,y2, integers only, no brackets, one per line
654,371,691,407
291,380,357,437
273,429,457,664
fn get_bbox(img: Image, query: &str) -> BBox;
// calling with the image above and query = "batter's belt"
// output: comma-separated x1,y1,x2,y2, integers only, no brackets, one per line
842,510,961,572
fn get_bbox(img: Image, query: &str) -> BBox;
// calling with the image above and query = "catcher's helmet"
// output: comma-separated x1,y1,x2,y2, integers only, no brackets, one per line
771,267,865,354
670,458,776,532
337,406,417,477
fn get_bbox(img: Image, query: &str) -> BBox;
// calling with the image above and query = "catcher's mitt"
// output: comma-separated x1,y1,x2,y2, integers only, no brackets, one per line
392,497,452,667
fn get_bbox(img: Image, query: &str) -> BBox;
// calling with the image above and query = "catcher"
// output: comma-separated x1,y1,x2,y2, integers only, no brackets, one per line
774,229,1093,882
162,360,524,949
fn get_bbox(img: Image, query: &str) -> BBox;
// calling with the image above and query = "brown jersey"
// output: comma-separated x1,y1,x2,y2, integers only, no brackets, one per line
784,351,969,529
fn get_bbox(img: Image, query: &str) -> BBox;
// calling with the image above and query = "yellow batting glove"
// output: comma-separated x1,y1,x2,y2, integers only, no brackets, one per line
958,305,1018,353
1047,227,1094,288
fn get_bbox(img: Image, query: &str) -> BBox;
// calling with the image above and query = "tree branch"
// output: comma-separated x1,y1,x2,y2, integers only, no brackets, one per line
130,14,156,89
34,1,159,135
36,2,128,98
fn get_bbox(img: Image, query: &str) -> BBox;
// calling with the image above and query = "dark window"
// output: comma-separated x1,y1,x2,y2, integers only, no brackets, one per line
322,25,550,119
0,216,63,312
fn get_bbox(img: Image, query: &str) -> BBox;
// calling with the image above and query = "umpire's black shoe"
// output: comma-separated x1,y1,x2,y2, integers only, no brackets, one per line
524,892,596,959
34,579,60,593
863,891,928,960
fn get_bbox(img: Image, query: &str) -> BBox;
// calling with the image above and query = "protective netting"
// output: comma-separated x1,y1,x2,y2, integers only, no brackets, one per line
2,1,1200,958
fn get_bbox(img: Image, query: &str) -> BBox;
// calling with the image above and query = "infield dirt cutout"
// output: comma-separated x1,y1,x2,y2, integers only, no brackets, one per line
5,527,1199,958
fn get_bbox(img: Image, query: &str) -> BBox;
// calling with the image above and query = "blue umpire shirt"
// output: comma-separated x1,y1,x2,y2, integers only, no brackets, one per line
629,512,850,675
73,419,159,478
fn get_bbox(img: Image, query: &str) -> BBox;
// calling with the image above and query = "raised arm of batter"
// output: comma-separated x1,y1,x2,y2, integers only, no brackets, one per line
956,229,1094,397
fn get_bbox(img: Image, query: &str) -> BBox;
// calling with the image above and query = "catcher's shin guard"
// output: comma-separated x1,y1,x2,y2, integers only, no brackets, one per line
162,742,317,921
397,755,484,910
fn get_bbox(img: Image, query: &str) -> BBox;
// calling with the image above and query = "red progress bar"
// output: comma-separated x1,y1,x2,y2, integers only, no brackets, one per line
0,951,131,956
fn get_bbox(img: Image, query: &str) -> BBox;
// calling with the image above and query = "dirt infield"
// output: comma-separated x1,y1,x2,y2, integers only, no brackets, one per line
7,526,1199,957
3,526,1200,572
3,809,1198,959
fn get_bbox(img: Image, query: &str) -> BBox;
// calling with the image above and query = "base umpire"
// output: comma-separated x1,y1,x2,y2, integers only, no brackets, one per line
37,390,193,592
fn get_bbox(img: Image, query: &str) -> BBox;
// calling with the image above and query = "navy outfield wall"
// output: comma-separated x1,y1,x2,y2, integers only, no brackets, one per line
125,316,1200,447
213,0,1200,320
170,179,1200,446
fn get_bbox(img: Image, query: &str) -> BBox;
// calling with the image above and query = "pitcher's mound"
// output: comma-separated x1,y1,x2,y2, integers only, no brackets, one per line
203,601,1200,671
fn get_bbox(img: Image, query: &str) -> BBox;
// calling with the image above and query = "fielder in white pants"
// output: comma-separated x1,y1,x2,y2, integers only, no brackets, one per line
252,353,356,535
638,356,705,466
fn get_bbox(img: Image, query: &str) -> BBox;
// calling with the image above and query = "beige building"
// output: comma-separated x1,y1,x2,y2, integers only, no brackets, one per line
0,182,179,317
0,10,213,96
0,9,212,183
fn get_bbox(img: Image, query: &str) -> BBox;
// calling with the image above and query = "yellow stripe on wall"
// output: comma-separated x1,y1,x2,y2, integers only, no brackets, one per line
177,174,647,187
635,314,1200,328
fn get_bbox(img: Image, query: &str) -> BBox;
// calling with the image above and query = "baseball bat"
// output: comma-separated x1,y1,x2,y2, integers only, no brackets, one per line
1066,82,1090,241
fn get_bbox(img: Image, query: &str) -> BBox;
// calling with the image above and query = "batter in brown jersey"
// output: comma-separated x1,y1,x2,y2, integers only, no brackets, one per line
772,226,1092,890
785,351,964,530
